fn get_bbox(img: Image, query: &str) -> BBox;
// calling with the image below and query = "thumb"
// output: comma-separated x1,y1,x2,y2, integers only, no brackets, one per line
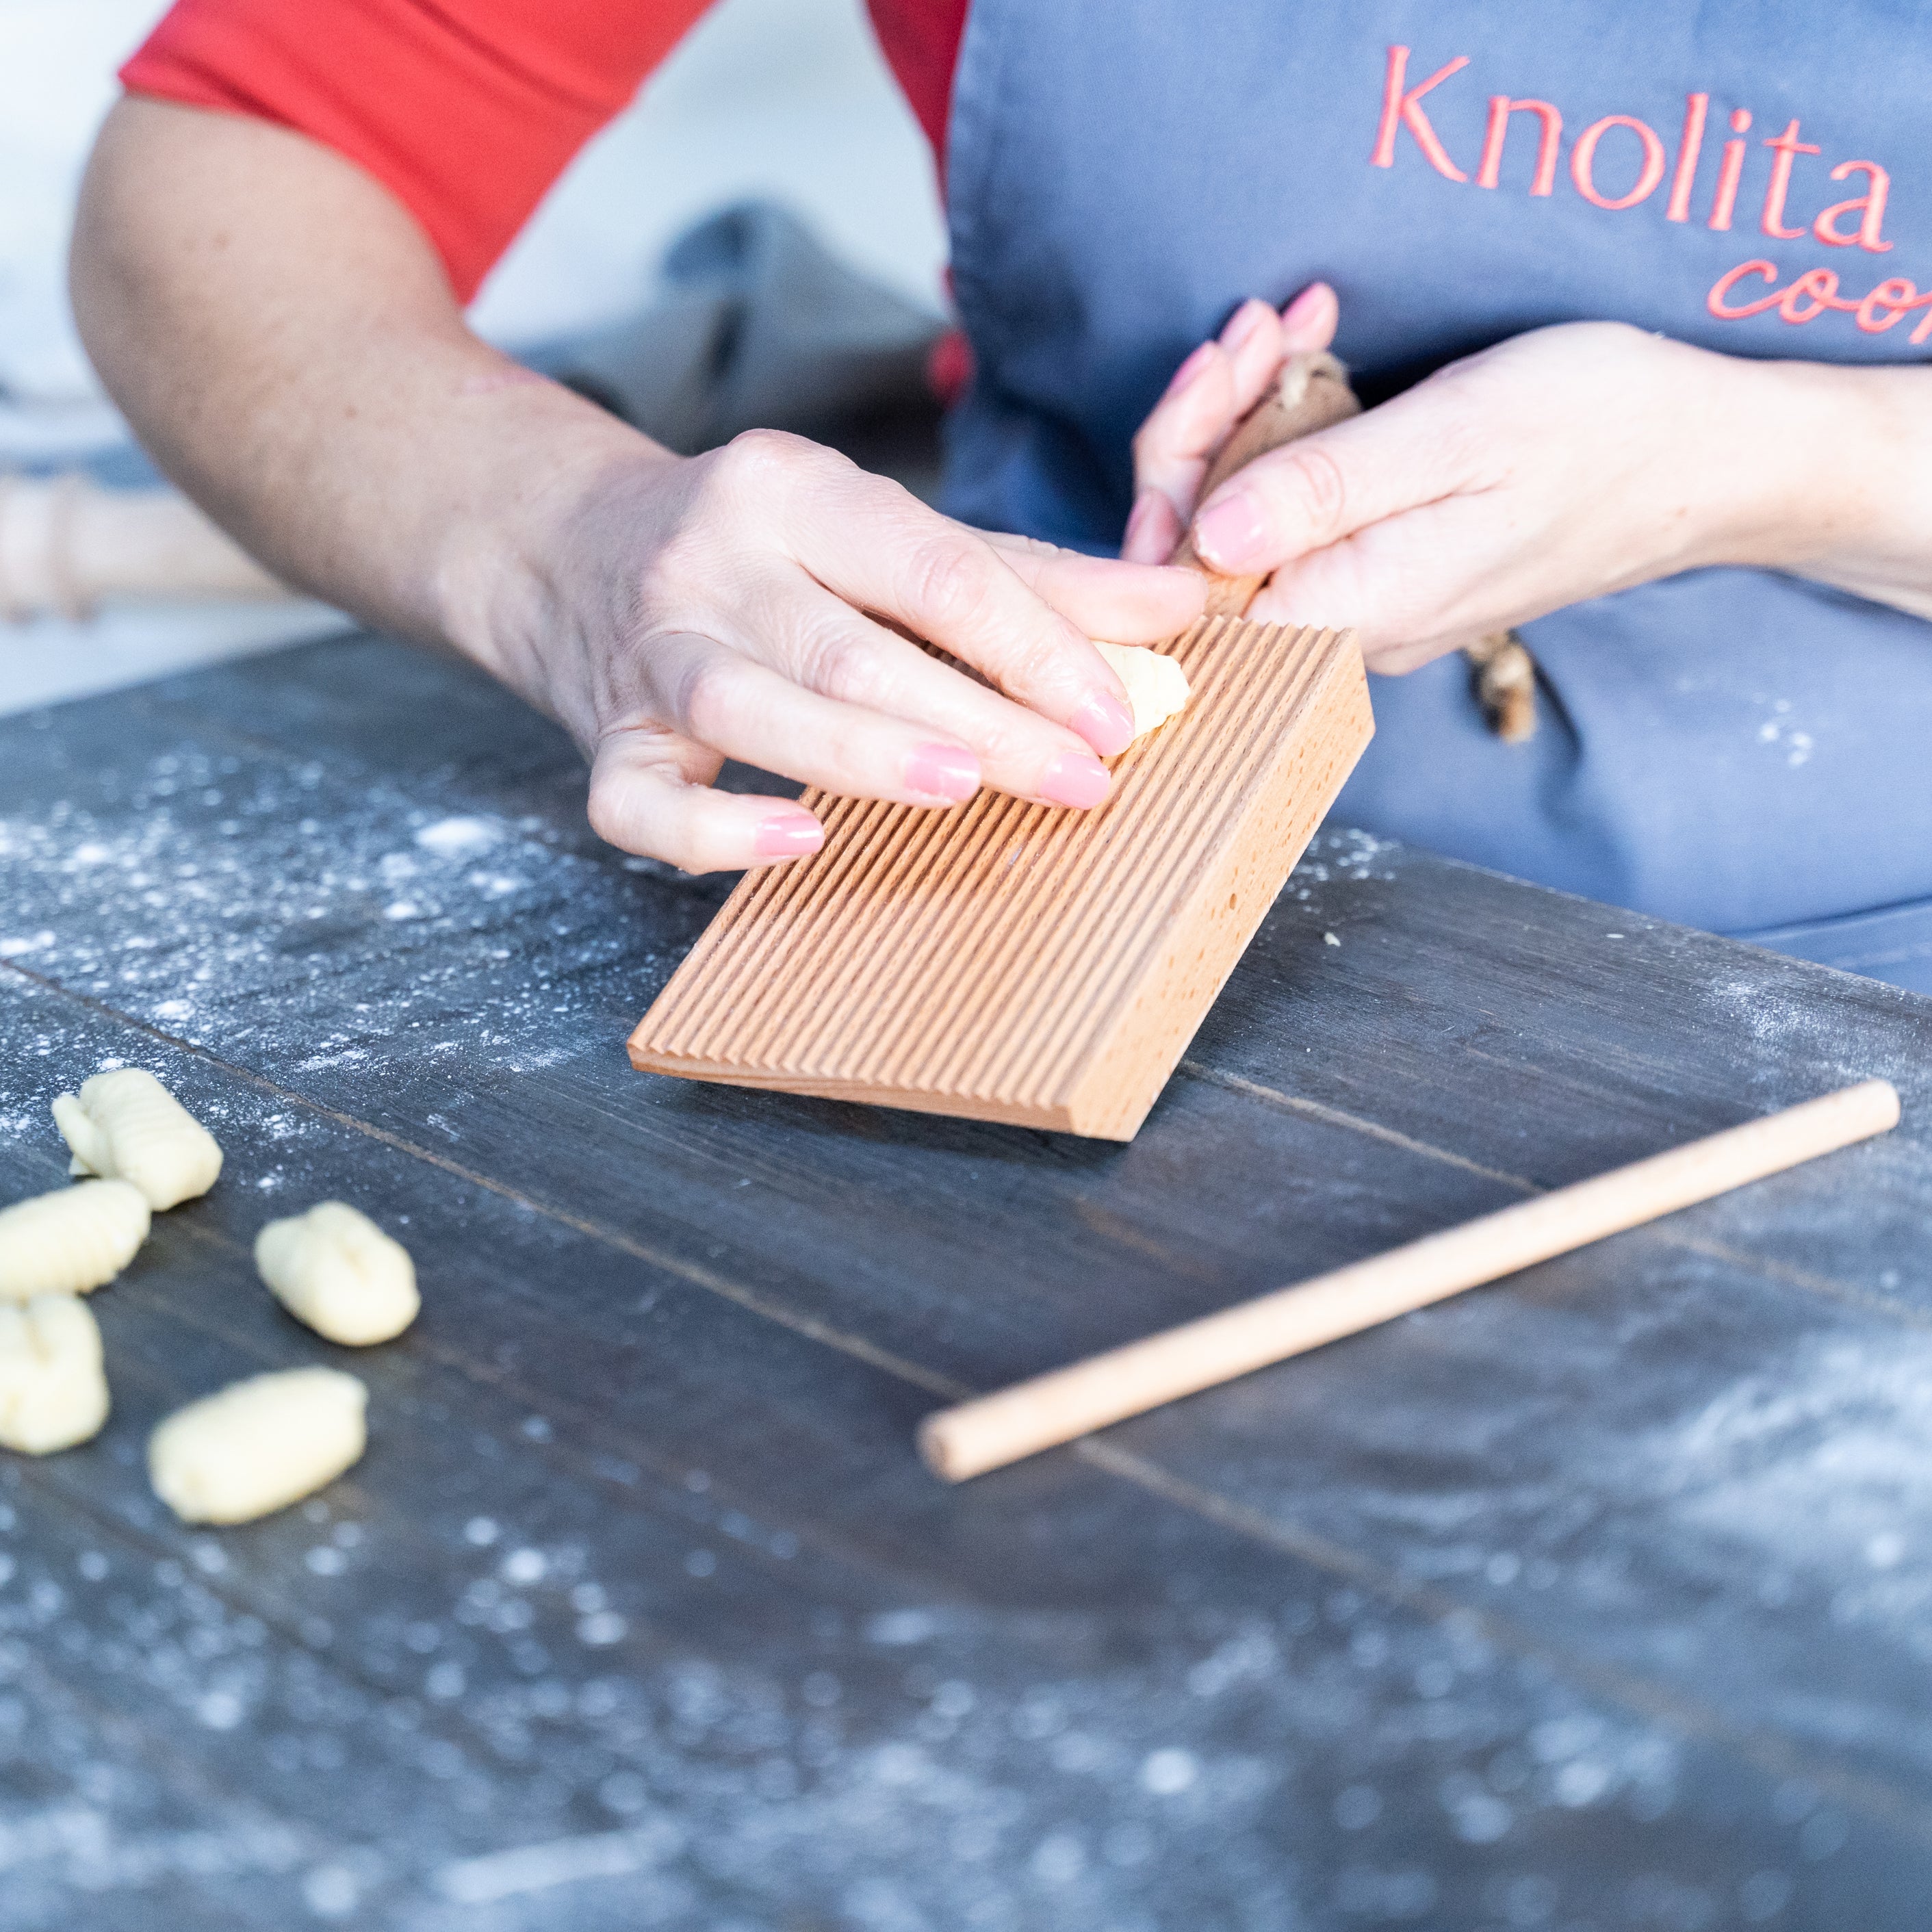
1187,386,1471,579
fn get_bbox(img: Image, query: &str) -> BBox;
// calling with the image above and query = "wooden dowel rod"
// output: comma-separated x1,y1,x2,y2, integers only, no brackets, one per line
919,1078,1901,1482
0,476,288,622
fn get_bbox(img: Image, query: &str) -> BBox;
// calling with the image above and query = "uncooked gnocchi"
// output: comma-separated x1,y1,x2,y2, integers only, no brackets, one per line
1092,640,1191,741
0,1296,110,1454
256,1202,420,1346
0,1181,151,1302
149,1366,368,1525
53,1068,223,1211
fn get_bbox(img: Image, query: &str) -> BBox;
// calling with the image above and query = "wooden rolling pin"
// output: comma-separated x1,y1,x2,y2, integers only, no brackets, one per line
0,474,289,622
919,1077,1901,1482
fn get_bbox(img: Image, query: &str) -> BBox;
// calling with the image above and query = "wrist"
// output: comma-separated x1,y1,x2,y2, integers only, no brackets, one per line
1708,352,1918,580
431,393,678,744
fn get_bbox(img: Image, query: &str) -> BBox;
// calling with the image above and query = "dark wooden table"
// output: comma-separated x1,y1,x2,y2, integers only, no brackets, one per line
3,634,1930,1931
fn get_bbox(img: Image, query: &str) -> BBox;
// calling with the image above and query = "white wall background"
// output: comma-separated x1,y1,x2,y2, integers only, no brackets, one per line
0,0,949,711
0,0,946,409
0,0,164,407
473,0,947,347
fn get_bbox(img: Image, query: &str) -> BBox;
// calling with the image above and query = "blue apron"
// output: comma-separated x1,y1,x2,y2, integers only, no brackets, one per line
939,0,1932,991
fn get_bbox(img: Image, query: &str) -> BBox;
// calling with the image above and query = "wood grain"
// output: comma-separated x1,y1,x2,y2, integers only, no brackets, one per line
630,617,1372,1137
920,1079,1903,1479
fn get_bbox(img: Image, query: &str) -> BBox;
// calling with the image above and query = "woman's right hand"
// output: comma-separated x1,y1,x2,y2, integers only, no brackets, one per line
502,428,1207,873
73,98,1203,875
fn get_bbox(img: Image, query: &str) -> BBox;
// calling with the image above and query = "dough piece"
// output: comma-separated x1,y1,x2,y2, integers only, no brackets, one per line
53,1068,223,1211
1092,639,1191,741
149,1367,368,1525
256,1202,420,1346
0,1296,110,1454
0,1181,151,1302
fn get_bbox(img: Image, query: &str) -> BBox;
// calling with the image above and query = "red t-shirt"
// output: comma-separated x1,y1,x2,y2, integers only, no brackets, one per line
119,0,968,302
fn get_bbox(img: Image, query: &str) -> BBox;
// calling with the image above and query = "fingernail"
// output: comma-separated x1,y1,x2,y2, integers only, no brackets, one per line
1192,490,1267,571
1039,753,1112,810
1122,489,1162,561
754,810,824,858
1220,298,1270,352
1071,688,1136,759
1163,339,1217,399
1282,283,1326,324
904,742,981,802
1280,282,1334,344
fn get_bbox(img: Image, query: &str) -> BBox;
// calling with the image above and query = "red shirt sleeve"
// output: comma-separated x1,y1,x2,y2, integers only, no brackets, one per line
120,1,716,303
864,0,968,165
120,0,968,307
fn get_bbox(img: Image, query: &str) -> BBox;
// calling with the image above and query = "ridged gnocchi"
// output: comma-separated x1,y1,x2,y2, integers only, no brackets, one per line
1092,639,1191,741
0,1296,110,1454
149,1366,368,1525
0,1181,151,1302
256,1202,420,1346
53,1067,224,1212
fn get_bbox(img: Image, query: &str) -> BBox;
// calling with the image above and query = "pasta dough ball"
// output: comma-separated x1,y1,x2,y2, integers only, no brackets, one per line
0,1296,110,1455
0,1181,151,1302
1092,640,1191,742
256,1202,420,1346
149,1367,368,1525
53,1068,224,1211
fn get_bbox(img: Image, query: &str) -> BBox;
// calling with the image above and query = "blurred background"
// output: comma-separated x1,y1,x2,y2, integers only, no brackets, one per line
0,0,949,715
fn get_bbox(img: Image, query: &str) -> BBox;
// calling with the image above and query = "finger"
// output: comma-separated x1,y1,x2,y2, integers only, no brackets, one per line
1202,296,1292,415
780,465,1140,758
1278,281,1339,356
1219,296,1289,399
1129,300,1288,546
588,730,824,874
983,532,1204,639
649,624,1115,814
1121,487,1183,563
772,589,1130,805
1129,337,1241,511
647,629,982,806
688,431,1135,756
1246,495,1506,665
1189,383,1479,580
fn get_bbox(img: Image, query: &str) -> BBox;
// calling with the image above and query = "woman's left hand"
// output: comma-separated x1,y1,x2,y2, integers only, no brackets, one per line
1128,294,1827,673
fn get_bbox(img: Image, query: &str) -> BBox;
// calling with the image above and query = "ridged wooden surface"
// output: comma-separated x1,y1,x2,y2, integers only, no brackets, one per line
630,617,1372,1135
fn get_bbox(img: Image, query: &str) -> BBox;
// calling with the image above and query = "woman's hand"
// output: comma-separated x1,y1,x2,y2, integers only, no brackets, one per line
1122,284,1343,569
504,430,1206,873
74,99,1205,877
1129,289,1930,673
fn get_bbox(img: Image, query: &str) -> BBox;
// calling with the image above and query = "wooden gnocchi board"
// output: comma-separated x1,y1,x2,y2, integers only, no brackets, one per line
629,614,1373,1139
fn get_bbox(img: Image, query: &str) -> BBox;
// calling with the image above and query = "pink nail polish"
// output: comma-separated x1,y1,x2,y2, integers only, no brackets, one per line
905,742,981,801
1220,299,1269,352
1039,754,1111,810
1163,340,1217,398
754,811,824,858
1071,689,1136,759
1282,283,1324,323
1192,491,1267,571
1280,282,1335,346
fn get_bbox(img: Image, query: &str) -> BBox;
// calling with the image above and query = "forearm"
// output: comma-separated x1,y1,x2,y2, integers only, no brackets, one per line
70,97,656,725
